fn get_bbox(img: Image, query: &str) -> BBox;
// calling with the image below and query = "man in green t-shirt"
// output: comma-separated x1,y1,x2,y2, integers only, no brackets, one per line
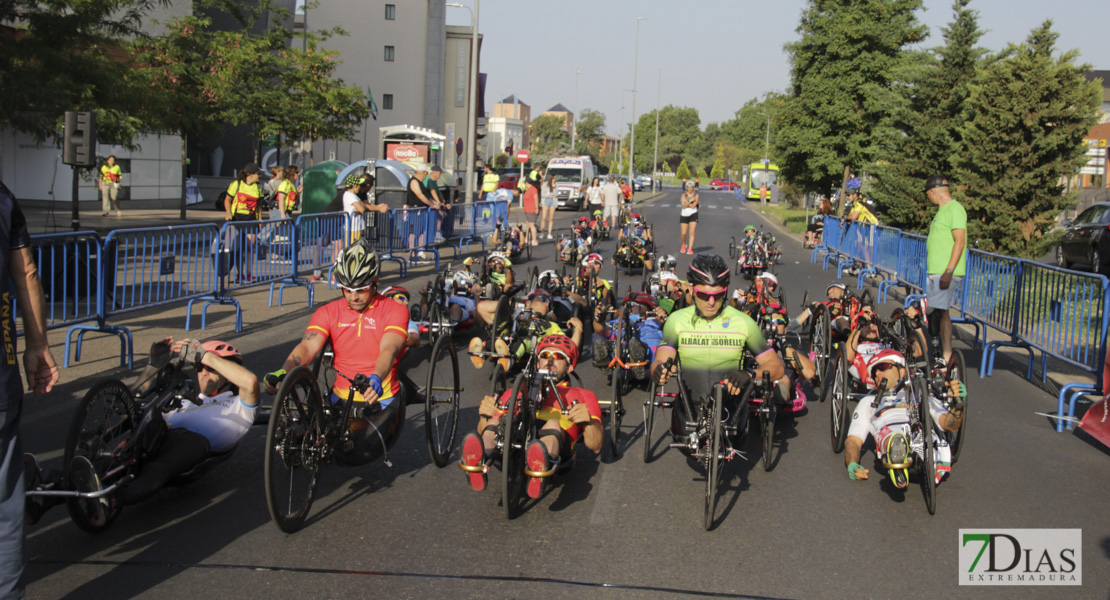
924,174,967,363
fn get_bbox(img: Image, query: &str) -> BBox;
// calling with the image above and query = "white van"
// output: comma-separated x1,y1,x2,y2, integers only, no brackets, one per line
545,155,596,211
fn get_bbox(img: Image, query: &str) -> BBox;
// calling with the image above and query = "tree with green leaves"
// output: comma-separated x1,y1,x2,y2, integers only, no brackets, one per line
779,0,927,213
710,159,724,179
574,108,606,154
529,114,570,161
952,21,1099,257
675,159,691,181
870,0,991,230
0,0,166,146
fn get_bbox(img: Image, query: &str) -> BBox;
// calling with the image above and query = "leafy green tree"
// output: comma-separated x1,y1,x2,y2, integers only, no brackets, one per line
779,0,927,213
718,93,788,162
574,108,606,153
0,0,166,146
529,114,570,160
675,159,691,181
493,153,509,168
870,0,991,230
952,21,1099,256
633,106,701,165
710,159,725,179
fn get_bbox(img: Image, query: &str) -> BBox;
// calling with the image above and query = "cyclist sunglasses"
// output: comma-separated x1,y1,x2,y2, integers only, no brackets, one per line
873,362,897,373
693,287,728,301
538,350,569,362
339,284,373,293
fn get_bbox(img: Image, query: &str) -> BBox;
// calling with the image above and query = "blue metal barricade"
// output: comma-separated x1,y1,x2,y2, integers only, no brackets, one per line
388,207,438,270
94,224,222,367
897,233,929,296
450,203,483,253
473,200,506,246
961,249,1019,348
20,232,126,367
817,216,844,269
294,211,345,278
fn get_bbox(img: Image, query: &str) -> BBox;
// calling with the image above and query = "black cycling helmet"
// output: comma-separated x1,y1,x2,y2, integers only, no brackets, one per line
687,254,730,288
333,238,380,290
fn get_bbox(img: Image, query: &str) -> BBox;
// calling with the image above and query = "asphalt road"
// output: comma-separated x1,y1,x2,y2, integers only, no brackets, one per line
22,190,1109,599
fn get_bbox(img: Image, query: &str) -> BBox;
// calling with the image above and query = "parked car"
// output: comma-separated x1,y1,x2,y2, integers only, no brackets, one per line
1056,202,1110,274
498,174,521,190
710,178,740,191
634,174,652,190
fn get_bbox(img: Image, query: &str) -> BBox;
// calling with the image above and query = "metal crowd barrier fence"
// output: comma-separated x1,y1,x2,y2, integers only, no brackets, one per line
387,206,438,270
473,200,505,246
961,249,1020,348
95,224,222,368
20,232,123,368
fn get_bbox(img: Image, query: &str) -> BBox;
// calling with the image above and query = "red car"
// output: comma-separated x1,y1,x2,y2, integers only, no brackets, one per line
710,179,740,190
498,174,521,190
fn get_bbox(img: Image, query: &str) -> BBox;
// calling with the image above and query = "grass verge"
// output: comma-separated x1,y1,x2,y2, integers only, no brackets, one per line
757,203,811,235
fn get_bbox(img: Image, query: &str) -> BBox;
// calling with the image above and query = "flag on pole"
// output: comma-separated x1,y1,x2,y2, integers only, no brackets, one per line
368,86,379,121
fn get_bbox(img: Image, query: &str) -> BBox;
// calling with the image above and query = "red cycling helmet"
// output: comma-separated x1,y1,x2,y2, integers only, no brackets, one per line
584,253,603,265
868,349,906,379
630,213,642,220
381,285,410,299
202,341,242,365
536,334,579,367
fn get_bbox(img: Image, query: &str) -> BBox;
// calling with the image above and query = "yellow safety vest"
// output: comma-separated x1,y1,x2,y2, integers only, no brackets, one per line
854,203,878,225
482,173,500,192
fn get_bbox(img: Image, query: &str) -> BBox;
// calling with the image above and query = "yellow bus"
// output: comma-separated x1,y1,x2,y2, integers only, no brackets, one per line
746,162,780,200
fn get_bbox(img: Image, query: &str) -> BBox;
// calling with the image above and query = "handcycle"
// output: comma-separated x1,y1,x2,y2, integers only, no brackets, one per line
893,299,968,463
641,357,749,530
459,342,580,518
25,342,239,533
864,375,944,515
596,301,655,457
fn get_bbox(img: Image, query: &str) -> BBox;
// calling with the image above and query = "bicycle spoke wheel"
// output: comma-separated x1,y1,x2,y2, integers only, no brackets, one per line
501,374,530,520
264,366,325,533
610,369,624,457
946,349,967,464
914,378,937,515
728,236,736,259
704,387,724,531
425,335,460,468
643,377,659,463
63,379,137,533
830,351,850,453
816,310,832,387
761,393,777,472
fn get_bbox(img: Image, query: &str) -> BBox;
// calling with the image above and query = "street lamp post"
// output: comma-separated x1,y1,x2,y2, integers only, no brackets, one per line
629,17,646,188
653,65,662,191
448,1,480,202
571,66,579,151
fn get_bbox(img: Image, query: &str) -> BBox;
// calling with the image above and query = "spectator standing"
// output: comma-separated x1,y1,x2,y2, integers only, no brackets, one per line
924,175,967,364
266,165,284,220
0,181,60,600
601,176,622,229
522,178,540,246
585,176,603,212
425,165,448,243
98,155,122,217
406,164,441,259
223,163,264,283
481,164,500,201
539,173,558,240
276,165,299,220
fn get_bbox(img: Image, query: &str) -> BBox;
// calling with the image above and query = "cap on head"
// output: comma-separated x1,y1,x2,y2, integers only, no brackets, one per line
243,163,261,175
430,165,443,174
924,174,949,192
414,163,430,174
344,173,367,188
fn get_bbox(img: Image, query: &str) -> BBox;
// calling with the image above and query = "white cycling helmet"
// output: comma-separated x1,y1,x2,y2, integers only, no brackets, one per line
758,272,779,288
827,281,848,294
658,270,679,283
453,270,474,286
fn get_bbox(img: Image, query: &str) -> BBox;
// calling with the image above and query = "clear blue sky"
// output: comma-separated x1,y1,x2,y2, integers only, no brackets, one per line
445,0,1106,136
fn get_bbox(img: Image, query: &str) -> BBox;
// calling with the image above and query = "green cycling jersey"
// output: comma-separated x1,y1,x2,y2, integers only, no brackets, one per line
660,304,772,401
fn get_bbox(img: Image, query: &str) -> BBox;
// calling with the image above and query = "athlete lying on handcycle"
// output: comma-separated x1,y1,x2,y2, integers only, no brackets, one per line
613,235,654,271
416,269,482,326
471,288,584,369
461,335,602,497
590,291,667,381
844,350,966,488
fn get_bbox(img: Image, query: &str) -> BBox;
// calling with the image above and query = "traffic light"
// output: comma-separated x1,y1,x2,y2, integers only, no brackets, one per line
63,111,97,167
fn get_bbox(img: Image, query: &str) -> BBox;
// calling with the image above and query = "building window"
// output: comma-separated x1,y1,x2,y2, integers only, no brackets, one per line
385,4,395,20
382,94,394,110
384,46,394,62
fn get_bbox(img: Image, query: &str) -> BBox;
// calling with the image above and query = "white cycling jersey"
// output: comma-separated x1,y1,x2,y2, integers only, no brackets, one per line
165,390,257,453
847,390,952,483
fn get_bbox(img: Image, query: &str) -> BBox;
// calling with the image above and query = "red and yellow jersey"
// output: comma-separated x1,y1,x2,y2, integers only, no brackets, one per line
307,296,409,402
278,179,297,211
100,164,121,184
226,180,261,215
533,385,603,443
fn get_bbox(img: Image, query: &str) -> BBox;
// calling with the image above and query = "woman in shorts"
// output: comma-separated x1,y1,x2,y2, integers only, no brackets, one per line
679,180,699,254
539,173,558,240
522,177,540,246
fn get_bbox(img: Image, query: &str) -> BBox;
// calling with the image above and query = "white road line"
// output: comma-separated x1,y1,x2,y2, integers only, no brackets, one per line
708,205,718,209
660,204,671,208
725,206,733,210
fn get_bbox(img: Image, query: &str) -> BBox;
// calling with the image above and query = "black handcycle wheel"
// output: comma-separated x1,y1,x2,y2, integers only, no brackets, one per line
525,239,532,261
913,378,937,515
642,377,659,463
813,310,832,392
63,379,137,533
728,236,736,259
264,366,325,533
489,293,514,344
609,369,624,457
829,350,850,454
761,388,778,472
425,335,460,468
501,374,531,520
704,386,724,531
946,349,967,464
